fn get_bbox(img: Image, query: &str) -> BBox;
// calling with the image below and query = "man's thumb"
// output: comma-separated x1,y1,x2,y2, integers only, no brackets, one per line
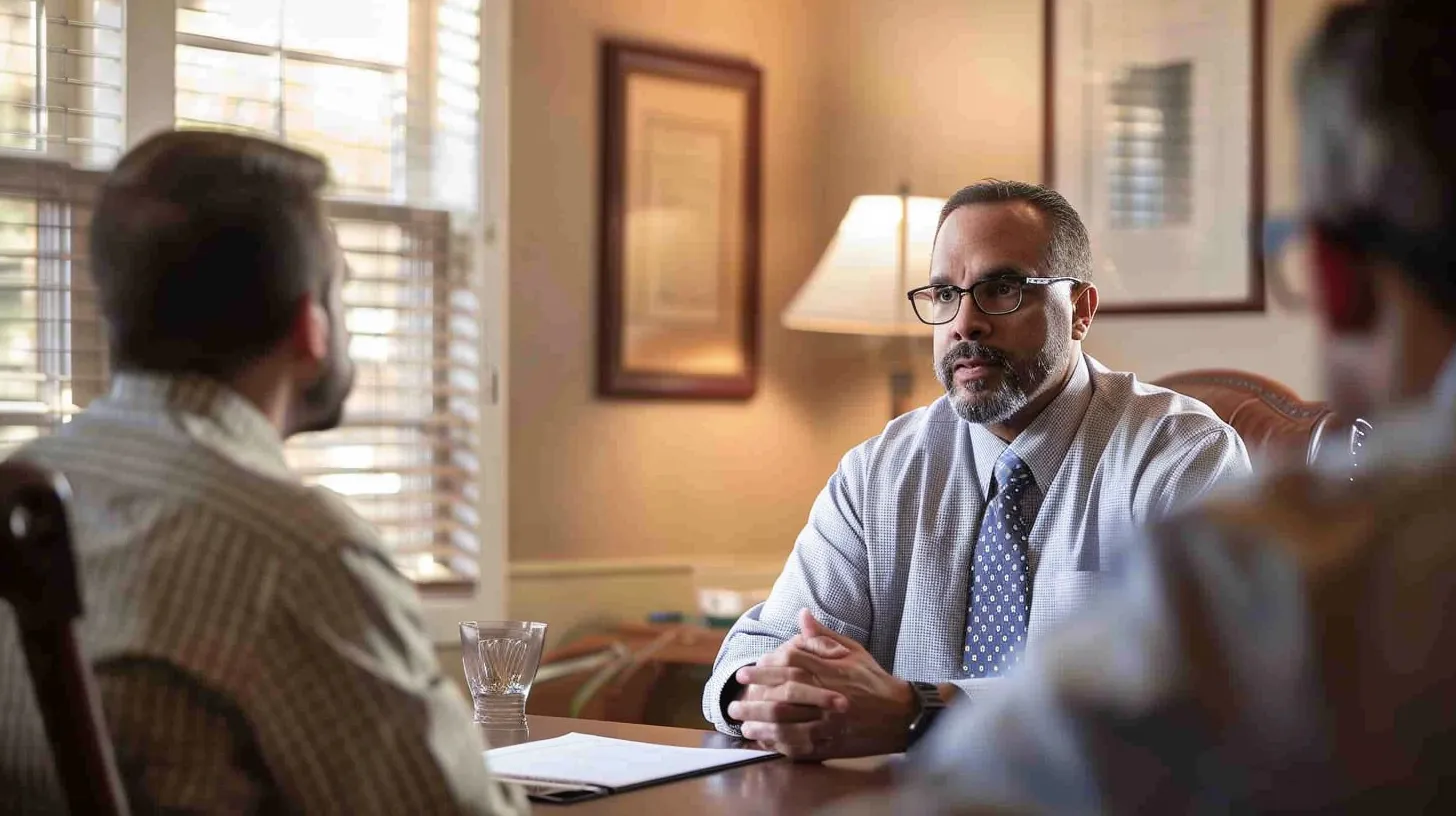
798,608,854,649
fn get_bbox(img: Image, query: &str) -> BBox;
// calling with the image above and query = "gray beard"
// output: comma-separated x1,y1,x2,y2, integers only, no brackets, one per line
936,319,1071,425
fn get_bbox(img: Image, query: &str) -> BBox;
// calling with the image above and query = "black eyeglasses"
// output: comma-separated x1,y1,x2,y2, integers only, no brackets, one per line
906,277,1081,324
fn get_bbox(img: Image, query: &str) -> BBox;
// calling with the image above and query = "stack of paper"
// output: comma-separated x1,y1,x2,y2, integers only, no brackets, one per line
484,732,774,791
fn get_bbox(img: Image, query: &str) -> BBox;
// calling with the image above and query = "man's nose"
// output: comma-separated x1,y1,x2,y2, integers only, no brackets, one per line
948,292,991,343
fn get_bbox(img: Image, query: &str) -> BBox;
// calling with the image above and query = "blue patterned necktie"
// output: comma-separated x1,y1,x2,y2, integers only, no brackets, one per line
963,449,1036,677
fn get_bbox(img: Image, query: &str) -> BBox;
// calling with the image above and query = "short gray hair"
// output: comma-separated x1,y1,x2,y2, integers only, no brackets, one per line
935,179,1093,281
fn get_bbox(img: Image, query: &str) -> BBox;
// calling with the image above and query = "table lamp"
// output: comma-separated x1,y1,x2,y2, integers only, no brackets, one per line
783,185,945,418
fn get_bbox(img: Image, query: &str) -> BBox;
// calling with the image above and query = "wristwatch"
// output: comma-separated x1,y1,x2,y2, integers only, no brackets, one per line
905,681,947,749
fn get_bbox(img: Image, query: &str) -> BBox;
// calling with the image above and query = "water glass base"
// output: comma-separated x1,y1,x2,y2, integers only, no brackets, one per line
473,692,527,727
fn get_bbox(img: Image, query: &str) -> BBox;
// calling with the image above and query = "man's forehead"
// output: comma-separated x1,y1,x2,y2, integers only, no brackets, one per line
932,200,1050,276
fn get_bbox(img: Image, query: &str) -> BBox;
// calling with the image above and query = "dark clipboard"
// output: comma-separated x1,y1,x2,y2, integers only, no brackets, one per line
499,751,778,804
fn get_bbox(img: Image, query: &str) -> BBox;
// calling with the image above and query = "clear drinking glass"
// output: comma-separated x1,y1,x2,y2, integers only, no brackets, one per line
459,620,547,728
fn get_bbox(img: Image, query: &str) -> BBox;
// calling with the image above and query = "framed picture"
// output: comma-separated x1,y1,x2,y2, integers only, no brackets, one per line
598,40,762,399
1043,0,1266,314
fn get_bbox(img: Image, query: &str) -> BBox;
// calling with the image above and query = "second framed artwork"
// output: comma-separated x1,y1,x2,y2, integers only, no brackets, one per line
598,40,762,399
1044,0,1266,313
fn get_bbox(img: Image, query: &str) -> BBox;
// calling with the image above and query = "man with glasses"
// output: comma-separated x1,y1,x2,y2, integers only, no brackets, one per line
837,1,1456,810
703,179,1250,758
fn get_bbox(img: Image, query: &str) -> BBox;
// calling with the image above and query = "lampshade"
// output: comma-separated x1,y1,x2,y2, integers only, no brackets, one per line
783,193,946,336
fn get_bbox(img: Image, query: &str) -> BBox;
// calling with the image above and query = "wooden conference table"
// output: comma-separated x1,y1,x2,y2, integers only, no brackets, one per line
484,716,899,814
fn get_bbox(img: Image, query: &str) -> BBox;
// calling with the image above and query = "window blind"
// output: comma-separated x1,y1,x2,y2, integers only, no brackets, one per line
173,0,485,587
299,200,484,586
174,0,480,210
0,157,105,456
0,0,125,167
0,0,118,455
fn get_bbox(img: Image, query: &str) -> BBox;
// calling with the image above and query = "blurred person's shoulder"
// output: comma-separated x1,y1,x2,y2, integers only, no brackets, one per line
1145,454,1456,780
1164,452,1456,594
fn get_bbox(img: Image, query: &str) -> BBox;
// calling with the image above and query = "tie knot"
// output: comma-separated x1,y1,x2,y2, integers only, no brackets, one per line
994,450,1033,496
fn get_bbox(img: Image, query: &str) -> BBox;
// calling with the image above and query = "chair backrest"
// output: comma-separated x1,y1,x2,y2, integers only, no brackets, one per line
0,460,130,816
1153,369,1356,467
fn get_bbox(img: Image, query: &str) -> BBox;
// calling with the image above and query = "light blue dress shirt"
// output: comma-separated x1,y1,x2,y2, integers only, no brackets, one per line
703,353,1251,734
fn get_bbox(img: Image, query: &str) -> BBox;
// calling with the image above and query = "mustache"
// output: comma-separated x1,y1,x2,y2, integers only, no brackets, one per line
940,342,1011,372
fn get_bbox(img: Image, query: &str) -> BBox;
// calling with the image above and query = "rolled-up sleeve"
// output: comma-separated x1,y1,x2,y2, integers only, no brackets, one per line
702,451,875,735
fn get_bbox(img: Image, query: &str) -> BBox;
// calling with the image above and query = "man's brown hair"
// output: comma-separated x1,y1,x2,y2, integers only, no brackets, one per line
90,130,335,379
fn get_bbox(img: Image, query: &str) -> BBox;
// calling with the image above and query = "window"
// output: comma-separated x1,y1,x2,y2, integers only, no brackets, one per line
0,0,491,591
300,200,484,585
175,0,485,587
0,159,105,454
0,0,119,452
0,0,125,166
174,0,479,209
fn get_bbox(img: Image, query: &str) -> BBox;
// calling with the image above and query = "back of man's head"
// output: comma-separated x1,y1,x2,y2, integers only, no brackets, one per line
1299,0,1456,316
91,130,333,380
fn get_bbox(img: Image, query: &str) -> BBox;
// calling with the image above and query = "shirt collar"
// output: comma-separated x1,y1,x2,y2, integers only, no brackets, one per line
970,423,1009,501
967,353,1094,499
103,372,291,479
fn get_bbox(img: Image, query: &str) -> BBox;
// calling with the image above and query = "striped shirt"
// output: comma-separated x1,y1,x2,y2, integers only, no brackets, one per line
0,374,526,815
703,353,1252,734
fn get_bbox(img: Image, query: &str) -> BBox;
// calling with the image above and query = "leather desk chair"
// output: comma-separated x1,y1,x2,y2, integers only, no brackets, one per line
1153,368,1368,471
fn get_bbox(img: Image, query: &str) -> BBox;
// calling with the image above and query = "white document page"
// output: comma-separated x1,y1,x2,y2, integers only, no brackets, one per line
484,732,774,789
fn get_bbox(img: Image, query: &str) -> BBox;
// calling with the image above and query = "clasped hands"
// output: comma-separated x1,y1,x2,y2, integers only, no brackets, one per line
726,609,917,760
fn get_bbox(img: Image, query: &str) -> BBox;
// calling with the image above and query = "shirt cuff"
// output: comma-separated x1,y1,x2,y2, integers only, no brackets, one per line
720,670,749,725
703,657,759,736
946,676,998,703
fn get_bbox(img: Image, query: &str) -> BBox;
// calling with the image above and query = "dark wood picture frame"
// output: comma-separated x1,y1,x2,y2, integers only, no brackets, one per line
598,40,762,399
1042,0,1267,315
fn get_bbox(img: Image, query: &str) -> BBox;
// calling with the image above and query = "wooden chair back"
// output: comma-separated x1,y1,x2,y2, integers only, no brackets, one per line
0,461,129,816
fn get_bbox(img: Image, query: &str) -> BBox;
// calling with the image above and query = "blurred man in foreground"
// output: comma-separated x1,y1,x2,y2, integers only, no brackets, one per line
0,131,524,814
838,0,1456,811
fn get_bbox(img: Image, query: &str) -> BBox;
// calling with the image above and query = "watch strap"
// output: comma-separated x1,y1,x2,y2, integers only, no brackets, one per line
906,681,946,748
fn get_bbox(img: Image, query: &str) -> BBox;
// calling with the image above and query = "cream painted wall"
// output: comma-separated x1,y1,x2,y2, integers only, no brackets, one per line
811,0,1046,411
506,0,1339,576
509,0,892,565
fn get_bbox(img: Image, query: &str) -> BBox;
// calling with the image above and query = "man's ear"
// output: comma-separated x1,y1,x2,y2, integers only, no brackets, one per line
288,294,330,373
1070,282,1098,341
1310,228,1376,333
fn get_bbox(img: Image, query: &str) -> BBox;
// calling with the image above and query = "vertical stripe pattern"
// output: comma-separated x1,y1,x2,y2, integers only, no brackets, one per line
1,373,525,815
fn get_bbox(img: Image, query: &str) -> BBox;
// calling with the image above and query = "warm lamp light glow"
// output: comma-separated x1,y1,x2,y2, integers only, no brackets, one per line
783,193,946,336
